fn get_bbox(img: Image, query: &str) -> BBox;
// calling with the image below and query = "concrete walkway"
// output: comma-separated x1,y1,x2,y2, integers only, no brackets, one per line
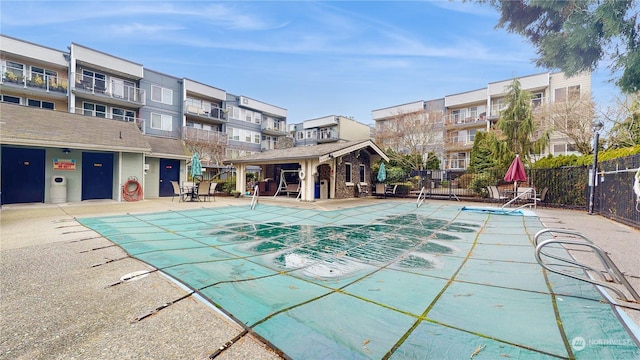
1,197,638,359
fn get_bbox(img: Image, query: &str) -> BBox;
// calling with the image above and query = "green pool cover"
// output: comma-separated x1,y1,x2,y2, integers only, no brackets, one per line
78,202,639,359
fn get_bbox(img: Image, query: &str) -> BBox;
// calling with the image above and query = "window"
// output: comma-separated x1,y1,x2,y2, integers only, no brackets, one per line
345,162,352,183
151,85,173,105
568,85,581,100
1,95,20,104
82,70,106,91
297,131,303,140
254,112,262,124
31,66,57,85
5,61,24,79
531,92,543,108
254,134,260,144
27,98,54,109
83,102,106,117
359,165,366,183
554,88,567,102
150,113,172,131
112,108,136,122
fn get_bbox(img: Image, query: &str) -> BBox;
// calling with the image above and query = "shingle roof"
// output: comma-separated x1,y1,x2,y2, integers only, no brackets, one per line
0,103,150,152
224,140,388,164
144,135,190,159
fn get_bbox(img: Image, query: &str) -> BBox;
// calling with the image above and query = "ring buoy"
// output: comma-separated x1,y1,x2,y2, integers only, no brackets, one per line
298,170,306,180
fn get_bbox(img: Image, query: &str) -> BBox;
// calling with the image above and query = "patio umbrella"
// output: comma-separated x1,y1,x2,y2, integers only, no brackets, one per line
191,152,202,181
504,154,527,191
377,162,387,183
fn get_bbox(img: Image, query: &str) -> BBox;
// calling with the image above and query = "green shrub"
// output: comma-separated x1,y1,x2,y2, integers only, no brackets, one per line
467,172,497,197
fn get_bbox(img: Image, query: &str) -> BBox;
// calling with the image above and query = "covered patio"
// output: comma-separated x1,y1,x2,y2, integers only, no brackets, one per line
223,140,389,201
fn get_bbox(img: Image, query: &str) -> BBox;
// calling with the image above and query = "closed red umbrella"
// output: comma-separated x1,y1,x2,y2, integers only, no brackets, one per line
504,154,527,191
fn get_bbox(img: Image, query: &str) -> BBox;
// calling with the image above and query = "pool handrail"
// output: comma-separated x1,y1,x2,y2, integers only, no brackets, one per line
250,184,259,210
534,228,640,303
502,188,536,209
416,187,426,207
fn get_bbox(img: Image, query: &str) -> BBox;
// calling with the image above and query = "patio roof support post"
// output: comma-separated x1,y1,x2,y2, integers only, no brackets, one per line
236,163,247,194
301,159,317,201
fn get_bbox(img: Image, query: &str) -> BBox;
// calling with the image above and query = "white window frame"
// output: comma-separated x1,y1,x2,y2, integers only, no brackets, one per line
150,112,172,131
27,98,54,110
151,85,173,105
83,101,107,117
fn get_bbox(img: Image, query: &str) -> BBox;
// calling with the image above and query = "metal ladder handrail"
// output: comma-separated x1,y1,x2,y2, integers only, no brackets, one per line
250,185,259,210
534,228,640,303
416,187,426,208
502,188,536,209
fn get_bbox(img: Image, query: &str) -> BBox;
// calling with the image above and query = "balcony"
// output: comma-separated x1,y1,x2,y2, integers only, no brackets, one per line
185,104,227,124
182,126,228,146
72,107,145,130
317,129,339,143
260,118,287,136
444,136,475,151
444,114,485,128
72,72,145,108
1,67,68,99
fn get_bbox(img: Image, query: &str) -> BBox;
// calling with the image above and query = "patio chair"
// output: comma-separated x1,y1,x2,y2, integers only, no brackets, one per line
385,184,398,197
171,181,187,202
209,182,218,201
357,183,369,197
534,187,548,207
375,183,386,198
487,186,508,202
197,180,211,202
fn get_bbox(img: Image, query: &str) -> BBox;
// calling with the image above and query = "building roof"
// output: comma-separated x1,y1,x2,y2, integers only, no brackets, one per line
144,135,190,159
224,140,389,165
0,103,150,153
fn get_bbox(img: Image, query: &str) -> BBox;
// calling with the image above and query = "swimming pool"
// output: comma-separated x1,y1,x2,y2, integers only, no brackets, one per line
78,202,639,359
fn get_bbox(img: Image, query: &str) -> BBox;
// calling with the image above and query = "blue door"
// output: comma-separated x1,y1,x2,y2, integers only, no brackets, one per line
82,152,114,200
159,159,180,197
1,147,45,204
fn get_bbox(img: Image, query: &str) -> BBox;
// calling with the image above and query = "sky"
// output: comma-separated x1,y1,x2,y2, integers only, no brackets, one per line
0,0,622,125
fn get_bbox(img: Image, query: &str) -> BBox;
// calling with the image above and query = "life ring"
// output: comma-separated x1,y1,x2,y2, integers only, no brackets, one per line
122,178,143,202
298,170,306,180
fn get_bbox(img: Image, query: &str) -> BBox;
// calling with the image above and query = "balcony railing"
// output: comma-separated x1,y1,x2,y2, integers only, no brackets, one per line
185,103,227,122
444,114,485,126
1,65,68,94
73,72,145,106
72,107,145,130
182,126,228,145
444,136,475,150
260,119,286,133
317,130,338,142
261,139,277,151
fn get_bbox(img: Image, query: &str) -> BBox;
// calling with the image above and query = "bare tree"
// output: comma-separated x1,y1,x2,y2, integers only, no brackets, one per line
602,92,640,149
182,127,227,167
535,93,596,154
375,106,442,171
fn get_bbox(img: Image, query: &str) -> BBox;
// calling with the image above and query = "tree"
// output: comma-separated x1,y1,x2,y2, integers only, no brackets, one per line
479,0,640,93
182,127,227,169
604,92,640,148
535,93,597,154
375,106,442,172
496,79,549,162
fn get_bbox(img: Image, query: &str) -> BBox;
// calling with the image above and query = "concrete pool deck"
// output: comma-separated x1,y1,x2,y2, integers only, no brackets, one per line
1,196,639,359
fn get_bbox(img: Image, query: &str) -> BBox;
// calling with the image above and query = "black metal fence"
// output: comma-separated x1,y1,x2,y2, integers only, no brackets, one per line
405,154,639,229
594,154,640,229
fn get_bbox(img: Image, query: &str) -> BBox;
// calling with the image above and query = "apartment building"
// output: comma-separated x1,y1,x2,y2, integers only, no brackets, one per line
0,34,288,204
290,115,371,147
444,72,590,170
372,71,591,171
371,99,445,165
